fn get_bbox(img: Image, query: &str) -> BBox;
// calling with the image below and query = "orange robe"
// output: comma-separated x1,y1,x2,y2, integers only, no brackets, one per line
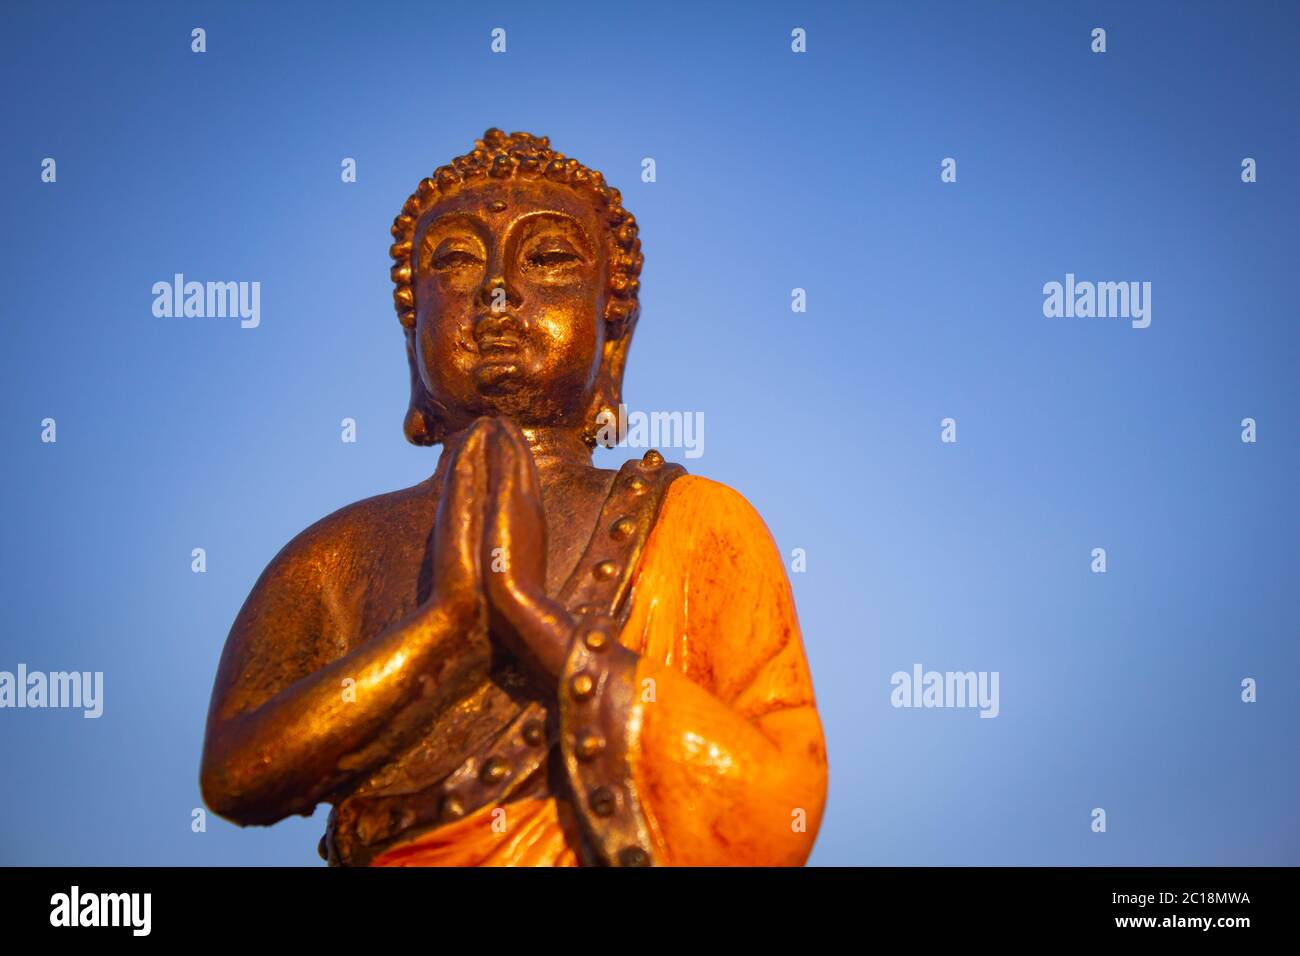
371,475,828,866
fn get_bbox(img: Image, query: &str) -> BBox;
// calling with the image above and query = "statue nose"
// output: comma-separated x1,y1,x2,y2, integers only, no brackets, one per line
478,275,518,312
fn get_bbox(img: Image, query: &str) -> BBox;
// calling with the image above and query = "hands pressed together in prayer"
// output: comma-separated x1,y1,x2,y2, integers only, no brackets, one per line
427,416,574,683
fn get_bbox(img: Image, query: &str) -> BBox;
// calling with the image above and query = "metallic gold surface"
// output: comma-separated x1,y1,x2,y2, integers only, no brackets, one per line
199,129,828,866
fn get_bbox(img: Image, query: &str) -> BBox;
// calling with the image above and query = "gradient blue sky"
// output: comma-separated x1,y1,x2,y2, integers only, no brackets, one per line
1,0,1296,866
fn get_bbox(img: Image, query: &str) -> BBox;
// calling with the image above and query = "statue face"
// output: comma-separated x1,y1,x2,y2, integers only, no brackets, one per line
411,179,610,433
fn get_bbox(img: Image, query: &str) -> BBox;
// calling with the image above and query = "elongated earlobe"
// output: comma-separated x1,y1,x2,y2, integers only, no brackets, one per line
583,305,634,448
404,403,440,446
404,332,445,446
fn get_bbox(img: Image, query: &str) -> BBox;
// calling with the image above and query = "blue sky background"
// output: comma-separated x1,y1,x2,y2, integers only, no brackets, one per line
0,0,1296,866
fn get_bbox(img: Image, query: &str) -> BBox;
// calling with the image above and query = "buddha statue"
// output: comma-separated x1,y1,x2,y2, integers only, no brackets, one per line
200,129,829,866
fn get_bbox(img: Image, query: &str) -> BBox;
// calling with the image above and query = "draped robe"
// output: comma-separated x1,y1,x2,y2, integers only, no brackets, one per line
368,469,828,867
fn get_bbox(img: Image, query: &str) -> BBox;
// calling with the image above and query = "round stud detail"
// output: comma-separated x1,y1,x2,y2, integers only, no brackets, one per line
571,672,596,701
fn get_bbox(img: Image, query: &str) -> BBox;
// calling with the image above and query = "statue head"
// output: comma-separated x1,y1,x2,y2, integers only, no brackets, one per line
389,128,643,448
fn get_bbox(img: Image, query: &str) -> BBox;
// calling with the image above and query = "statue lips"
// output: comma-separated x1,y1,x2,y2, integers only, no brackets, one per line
476,333,522,358
473,313,524,362
471,314,527,390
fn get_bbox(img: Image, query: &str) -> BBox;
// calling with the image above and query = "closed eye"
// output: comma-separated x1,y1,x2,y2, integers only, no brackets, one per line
432,250,482,270
527,248,582,267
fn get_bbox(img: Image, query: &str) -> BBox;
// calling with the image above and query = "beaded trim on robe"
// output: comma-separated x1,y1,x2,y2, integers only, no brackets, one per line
323,449,684,866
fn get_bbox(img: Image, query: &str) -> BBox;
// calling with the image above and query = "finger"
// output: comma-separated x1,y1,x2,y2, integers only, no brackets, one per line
483,427,514,529
446,420,490,499
466,415,501,444
491,426,546,583
439,421,490,568
432,420,471,493
495,415,527,449
486,429,537,551
482,429,513,579
442,416,496,467
494,418,541,503
508,426,542,505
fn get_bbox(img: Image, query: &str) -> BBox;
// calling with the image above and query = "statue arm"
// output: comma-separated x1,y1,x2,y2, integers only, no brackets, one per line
201,581,489,827
557,477,829,866
201,473,497,828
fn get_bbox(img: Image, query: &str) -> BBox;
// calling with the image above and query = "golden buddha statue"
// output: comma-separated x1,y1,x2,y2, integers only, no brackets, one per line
200,129,829,866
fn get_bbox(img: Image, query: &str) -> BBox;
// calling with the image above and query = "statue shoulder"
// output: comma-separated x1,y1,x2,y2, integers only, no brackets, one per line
629,473,805,694
246,478,438,601
654,474,785,563
660,474,775,533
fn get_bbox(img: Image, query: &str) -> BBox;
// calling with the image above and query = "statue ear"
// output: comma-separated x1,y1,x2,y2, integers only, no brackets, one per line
583,304,634,447
403,330,445,446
